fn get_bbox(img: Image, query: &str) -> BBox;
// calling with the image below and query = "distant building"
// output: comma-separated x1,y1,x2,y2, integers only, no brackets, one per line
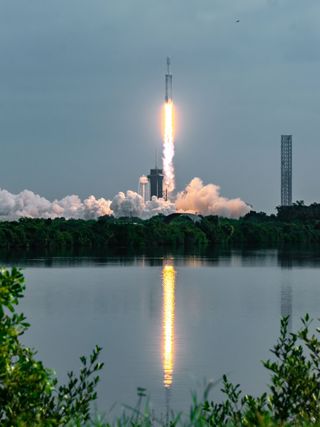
281,135,292,206
148,168,163,199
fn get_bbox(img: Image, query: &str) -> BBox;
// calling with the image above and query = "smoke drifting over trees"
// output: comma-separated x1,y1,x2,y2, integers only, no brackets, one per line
175,178,250,219
111,192,176,219
0,178,250,220
0,189,112,220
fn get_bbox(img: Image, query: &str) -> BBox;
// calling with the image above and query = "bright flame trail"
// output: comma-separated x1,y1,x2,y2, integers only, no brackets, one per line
162,263,176,388
162,57,175,198
163,100,175,195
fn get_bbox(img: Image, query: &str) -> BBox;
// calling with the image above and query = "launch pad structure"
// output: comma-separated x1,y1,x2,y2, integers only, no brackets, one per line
148,168,163,199
281,135,292,206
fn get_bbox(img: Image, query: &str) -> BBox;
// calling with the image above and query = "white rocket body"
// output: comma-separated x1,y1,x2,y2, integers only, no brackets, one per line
165,57,172,102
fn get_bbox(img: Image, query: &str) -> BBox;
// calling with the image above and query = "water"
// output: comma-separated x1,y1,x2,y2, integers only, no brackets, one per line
3,249,320,418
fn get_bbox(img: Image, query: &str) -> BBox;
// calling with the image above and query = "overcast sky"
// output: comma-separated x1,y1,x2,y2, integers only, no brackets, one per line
0,0,319,212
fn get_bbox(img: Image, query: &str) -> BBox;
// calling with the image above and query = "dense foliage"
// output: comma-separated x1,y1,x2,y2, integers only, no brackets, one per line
0,268,103,426
2,201,320,250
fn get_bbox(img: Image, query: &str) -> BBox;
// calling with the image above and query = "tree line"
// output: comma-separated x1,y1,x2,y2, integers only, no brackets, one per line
1,201,320,250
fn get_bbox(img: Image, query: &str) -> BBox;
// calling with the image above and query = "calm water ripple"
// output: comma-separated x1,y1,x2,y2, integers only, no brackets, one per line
2,248,320,417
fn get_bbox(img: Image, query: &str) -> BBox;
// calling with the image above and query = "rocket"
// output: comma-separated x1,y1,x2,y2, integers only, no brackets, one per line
165,57,172,102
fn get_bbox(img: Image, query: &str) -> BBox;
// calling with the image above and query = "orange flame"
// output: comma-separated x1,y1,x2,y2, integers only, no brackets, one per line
162,263,176,388
162,101,175,195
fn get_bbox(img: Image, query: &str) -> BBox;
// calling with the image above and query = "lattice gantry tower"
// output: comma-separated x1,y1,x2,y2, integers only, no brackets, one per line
281,135,292,206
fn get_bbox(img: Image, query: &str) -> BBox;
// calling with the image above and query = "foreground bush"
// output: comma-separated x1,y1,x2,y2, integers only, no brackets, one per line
2,267,320,426
0,267,103,426
83,316,320,427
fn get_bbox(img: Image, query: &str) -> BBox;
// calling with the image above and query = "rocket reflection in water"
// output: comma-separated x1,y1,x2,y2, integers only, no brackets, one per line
162,263,176,389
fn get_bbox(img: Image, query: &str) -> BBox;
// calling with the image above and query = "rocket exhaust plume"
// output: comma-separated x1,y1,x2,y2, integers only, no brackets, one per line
163,57,175,197
0,181,249,220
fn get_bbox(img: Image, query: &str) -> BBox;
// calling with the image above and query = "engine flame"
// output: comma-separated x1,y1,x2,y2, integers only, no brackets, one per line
162,263,176,389
162,100,175,196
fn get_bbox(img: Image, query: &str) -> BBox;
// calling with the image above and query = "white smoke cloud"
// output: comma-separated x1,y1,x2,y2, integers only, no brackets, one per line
175,178,250,218
110,191,145,218
145,196,176,217
0,189,52,219
0,189,112,220
110,191,175,219
82,195,112,219
0,178,249,221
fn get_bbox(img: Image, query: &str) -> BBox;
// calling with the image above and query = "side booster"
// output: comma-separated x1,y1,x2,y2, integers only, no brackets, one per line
165,57,172,102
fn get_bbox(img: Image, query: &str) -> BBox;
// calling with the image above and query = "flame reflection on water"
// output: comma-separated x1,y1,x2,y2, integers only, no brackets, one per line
162,262,176,389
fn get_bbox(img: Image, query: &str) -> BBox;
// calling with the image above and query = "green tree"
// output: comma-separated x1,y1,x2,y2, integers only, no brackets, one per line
0,267,103,426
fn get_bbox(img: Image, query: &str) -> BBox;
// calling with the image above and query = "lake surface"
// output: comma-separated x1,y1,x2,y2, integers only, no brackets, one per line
3,249,320,418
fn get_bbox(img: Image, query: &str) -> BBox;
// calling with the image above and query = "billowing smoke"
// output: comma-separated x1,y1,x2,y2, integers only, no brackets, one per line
0,188,112,220
0,179,249,221
175,178,250,218
110,191,175,219
111,191,144,218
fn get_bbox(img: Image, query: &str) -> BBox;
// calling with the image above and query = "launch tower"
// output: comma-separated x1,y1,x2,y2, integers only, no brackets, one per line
281,135,292,206
148,168,163,199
